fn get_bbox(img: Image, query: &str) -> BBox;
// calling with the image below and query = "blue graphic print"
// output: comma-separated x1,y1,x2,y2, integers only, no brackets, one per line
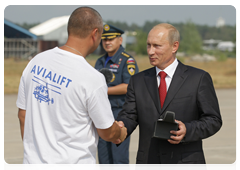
32,76,61,105
33,84,54,104
30,65,73,105
30,65,72,88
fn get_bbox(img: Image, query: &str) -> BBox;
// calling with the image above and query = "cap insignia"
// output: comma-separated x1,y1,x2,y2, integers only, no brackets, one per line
104,24,110,31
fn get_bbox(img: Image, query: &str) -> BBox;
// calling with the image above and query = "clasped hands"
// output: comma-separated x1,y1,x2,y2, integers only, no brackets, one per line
113,121,127,144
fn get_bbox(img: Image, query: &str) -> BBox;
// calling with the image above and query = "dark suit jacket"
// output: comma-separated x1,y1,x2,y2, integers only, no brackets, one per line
117,61,222,164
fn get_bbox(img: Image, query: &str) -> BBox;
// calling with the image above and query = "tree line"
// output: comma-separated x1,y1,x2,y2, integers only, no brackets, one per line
17,20,236,42
106,20,236,57
106,20,236,42
16,20,236,57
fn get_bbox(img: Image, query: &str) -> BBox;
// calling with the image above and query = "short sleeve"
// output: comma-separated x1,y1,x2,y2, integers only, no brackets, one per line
87,85,114,129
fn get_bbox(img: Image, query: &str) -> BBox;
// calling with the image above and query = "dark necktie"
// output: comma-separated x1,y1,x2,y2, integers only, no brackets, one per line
158,71,167,108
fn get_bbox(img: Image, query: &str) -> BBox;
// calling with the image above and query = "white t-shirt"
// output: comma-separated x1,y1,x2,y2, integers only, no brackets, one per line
16,47,115,164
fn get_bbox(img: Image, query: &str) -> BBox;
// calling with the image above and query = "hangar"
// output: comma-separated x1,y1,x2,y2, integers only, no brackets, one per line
4,19,37,39
4,19,58,59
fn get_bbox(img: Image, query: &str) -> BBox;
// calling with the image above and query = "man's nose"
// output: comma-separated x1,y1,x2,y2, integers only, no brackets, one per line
148,46,155,55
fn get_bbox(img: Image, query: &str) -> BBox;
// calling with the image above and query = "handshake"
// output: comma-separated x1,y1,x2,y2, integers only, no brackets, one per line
114,121,127,144
97,121,127,145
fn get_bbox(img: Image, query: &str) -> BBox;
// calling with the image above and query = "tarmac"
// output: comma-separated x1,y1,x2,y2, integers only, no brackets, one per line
4,89,236,164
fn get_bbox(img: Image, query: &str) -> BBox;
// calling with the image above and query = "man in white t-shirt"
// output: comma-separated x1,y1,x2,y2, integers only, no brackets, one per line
17,7,127,164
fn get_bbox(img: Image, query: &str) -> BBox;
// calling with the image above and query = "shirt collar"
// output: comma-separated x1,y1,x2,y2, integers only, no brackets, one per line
106,45,124,63
155,58,179,78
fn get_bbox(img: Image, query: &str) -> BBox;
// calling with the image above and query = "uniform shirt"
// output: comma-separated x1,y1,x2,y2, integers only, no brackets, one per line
16,47,114,164
95,45,139,108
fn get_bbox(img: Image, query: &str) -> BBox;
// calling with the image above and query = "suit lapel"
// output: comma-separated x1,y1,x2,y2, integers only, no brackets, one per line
161,61,188,113
144,67,161,114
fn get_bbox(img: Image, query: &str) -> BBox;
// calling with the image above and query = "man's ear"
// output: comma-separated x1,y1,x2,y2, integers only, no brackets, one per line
119,36,123,45
91,28,98,42
172,41,179,53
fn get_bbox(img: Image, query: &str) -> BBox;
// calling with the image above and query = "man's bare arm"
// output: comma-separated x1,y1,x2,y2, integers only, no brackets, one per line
97,121,127,144
18,108,26,140
108,83,128,95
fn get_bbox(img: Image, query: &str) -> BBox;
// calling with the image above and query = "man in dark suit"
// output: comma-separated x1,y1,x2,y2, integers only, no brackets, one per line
116,23,222,164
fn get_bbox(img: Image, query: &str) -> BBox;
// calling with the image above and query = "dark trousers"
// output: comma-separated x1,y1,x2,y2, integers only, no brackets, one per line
97,108,130,164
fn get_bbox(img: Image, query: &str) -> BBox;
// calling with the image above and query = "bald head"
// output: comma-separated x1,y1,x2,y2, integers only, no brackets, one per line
152,23,180,45
67,7,103,38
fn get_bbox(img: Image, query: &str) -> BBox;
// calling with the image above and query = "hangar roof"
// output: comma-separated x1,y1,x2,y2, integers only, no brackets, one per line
29,15,70,36
4,19,37,39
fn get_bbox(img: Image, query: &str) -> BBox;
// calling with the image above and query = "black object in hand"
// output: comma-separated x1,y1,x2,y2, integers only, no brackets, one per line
100,68,113,84
153,111,179,140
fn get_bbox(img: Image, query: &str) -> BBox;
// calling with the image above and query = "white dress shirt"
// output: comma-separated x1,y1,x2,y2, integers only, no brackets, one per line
156,58,179,91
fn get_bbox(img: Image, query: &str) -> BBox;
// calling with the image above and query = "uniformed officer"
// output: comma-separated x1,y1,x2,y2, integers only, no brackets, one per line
95,24,139,164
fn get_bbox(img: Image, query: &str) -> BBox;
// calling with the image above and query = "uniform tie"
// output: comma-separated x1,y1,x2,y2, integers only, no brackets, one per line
158,71,167,108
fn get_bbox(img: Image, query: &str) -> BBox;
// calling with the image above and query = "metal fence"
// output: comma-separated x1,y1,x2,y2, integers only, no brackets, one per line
4,39,58,59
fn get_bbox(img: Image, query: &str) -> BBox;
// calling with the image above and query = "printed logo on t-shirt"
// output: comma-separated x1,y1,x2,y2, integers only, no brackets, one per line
30,65,72,105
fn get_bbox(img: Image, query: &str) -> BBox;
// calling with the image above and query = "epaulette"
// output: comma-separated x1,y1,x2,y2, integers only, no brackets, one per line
121,52,130,58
